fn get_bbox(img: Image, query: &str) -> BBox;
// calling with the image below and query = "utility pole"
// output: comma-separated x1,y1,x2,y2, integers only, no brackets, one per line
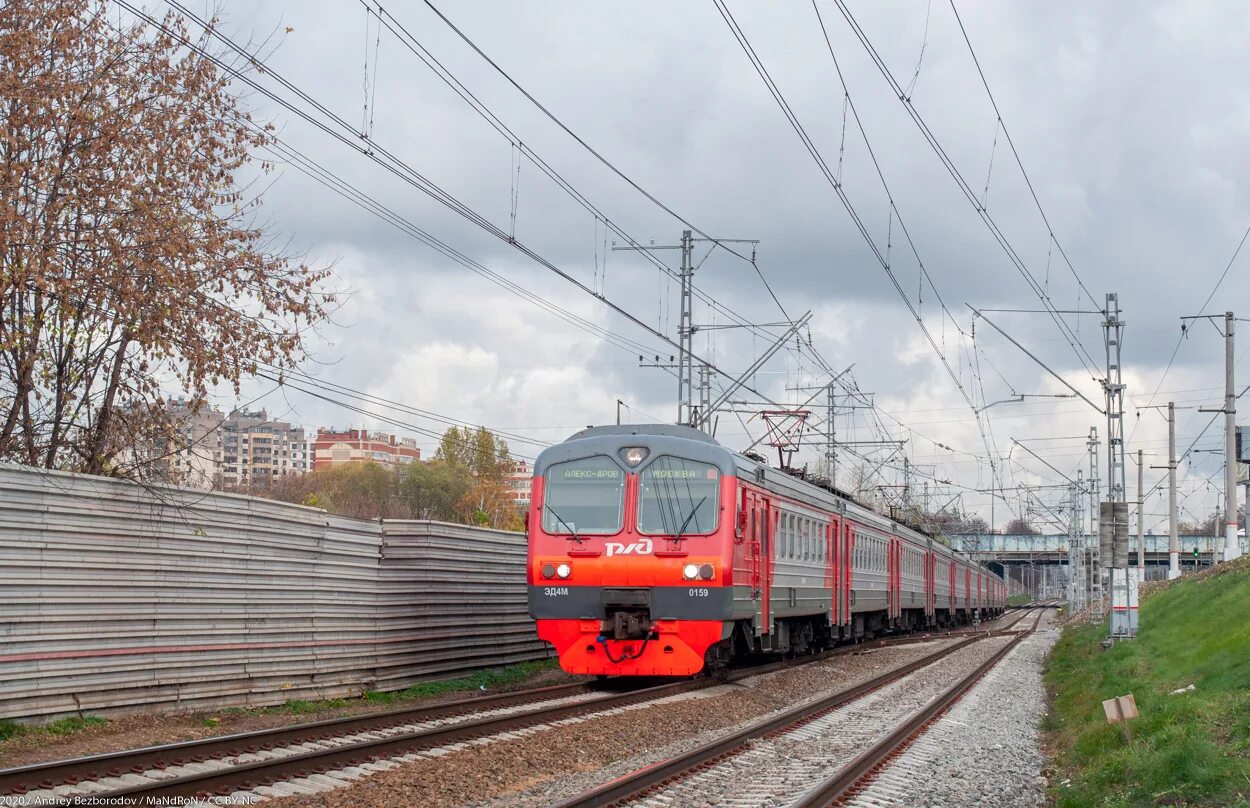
1087,427,1103,620
1145,402,1180,579
615,232,760,427
676,230,694,426
1224,312,1240,562
1184,311,1241,563
826,383,836,488
1068,472,1084,613
784,366,867,490
1136,449,1145,578
1104,293,1128,503
1170,400,1181,577
697,364,711,434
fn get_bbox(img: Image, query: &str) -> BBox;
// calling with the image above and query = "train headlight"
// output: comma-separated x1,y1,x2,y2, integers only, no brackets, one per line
556,563,572,579
699,564,715,580
619,447,649,467
541,563,556,579
683,563,699,580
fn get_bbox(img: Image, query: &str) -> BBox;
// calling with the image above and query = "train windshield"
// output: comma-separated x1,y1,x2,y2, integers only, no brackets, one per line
637,456,720,536
541,456,625,535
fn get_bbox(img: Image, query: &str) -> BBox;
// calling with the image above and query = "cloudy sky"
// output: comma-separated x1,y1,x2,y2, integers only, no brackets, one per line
162,0,1250,531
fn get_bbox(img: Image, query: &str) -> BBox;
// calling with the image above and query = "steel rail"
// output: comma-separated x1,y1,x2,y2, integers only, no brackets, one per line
550,634,988,808
792,608,1048,808
0,680,592,794
3,630,979,803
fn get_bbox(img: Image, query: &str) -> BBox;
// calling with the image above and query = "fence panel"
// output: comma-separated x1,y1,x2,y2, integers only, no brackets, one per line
0,464,546,721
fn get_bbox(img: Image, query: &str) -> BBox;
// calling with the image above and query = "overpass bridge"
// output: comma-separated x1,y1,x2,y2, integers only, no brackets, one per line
946,533,1250,594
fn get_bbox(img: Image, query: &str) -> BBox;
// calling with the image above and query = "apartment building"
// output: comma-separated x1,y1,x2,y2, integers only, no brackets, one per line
507,459,533,508
162,400,225,489
313,428,421,470
217,409,310,490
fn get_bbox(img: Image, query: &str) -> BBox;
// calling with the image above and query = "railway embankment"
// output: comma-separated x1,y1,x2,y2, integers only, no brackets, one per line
1044,556,1250,807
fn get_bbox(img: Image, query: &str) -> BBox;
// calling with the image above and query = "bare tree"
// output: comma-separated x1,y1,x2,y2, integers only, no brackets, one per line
0,0,333,476
1004,518,1041,536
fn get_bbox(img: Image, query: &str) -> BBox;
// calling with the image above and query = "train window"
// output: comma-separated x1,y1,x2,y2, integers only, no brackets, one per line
541,456,625,535
637,457,720,536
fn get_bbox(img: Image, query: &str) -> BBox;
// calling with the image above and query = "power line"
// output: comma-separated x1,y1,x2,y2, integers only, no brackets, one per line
261,364,554,450
122,0,807,422
946,0,1101,312
390,0,950,463
362,0,793,350
383,0,920,453
411,0,793,320
1128,220,1250,442
713,0,1001,487
828,0,1101,378
256,371,540,462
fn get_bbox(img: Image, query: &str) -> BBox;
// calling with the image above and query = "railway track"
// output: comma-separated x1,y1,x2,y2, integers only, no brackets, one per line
552,607,1049,808
793,608,1048,807
0,625,998,805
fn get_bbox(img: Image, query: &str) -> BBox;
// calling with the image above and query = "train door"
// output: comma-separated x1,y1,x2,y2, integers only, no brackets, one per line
827,518,839,626
763,500,775,634
889,539,901,619
748,491,771,636
925,547,935,618
948,560,956,613
844,526,856,622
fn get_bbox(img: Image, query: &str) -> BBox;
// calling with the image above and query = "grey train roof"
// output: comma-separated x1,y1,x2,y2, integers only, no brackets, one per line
535,424,996,574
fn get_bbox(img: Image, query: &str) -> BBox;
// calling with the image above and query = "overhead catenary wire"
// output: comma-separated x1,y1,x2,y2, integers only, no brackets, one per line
343,0,1005,496
122,0,809,423
713,0,1002,492
828,0,1101,379
946,0,1101,312
260,363,555,450
146,0,911,487
360,0,793,350
1128,219,1250,443
382,0,943,464
256,371,540,462
409,0,794,321
119,0,1047,515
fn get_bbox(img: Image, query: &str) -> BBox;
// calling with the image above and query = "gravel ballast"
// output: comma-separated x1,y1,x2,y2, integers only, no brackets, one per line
263,639,970,808
844,611,1059,808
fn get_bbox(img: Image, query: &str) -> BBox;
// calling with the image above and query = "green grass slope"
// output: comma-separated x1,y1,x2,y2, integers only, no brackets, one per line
1045,557,1250,807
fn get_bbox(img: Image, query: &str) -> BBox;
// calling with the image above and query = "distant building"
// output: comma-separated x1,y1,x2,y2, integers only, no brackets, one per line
218,409,309,490
313,428,421,470
507,459,532,508
161,399,225,489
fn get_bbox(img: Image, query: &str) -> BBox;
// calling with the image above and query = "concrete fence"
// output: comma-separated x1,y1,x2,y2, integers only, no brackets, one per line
0,463,546,722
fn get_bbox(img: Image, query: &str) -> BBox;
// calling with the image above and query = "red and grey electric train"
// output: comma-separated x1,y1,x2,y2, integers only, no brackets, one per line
527,424,1006,677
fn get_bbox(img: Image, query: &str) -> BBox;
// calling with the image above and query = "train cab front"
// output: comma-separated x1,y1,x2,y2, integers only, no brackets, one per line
527,425,735,677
